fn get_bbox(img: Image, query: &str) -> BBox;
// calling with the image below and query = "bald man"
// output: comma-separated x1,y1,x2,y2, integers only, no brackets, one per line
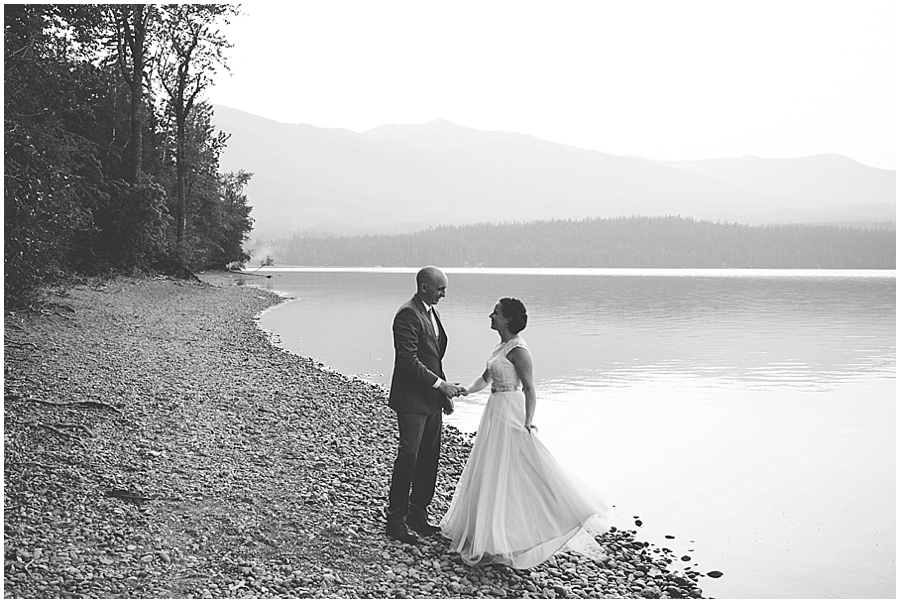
386,266,462,544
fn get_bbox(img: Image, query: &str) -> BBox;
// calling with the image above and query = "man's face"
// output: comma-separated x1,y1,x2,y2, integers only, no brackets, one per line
421,274,448,305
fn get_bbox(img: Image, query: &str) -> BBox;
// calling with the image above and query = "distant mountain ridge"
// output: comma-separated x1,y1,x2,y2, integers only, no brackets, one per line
649,154,893,206
212,106,895,237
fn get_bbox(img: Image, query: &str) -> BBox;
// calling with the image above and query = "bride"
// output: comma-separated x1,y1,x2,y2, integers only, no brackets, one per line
439,297,608,569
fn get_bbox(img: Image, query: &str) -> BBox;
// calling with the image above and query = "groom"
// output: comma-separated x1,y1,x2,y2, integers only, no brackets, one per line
386,266,462,544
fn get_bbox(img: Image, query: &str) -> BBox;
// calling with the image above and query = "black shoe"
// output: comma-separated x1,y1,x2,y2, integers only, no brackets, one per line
386,524,419,544
407,518,441,536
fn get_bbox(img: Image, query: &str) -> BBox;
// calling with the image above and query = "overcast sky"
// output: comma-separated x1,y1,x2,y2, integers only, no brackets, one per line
208,0,897,170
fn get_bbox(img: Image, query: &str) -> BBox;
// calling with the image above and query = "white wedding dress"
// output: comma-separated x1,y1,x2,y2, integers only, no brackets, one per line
439,336,608,569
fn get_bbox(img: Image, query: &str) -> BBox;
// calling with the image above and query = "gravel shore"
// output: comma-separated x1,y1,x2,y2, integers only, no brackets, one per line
3,273,706,599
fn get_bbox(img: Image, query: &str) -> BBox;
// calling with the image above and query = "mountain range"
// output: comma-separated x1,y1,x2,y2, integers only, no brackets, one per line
212,105,895,238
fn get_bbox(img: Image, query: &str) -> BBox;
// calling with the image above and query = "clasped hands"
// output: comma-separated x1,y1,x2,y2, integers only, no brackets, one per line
439,381,469,416
439,381,469,398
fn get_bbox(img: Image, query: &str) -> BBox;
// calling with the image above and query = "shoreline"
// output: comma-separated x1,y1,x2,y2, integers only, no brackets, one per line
3,272,707,598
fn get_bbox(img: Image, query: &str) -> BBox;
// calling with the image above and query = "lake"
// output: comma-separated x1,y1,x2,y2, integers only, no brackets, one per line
248,267,895,599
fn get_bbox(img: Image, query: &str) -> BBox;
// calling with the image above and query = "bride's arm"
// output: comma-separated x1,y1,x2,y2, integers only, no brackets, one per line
508,346,536,431
464,369,491,394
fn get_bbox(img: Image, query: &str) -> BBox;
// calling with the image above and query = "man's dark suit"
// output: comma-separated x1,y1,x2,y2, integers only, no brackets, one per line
386,296,451,530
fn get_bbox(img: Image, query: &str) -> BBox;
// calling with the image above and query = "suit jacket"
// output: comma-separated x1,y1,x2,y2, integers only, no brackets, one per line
388,296,451,414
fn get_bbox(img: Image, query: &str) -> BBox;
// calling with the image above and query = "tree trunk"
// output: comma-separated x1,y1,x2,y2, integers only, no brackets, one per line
128,9,143,183
175,113,186,247
119,4,149,184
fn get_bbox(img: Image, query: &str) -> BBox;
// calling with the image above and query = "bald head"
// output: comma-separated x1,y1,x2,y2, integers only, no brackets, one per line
415,266,448,305
416,266,446,288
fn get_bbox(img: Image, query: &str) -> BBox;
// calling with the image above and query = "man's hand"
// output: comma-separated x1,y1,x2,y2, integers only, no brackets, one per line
439,381,463,398
443,398,455,415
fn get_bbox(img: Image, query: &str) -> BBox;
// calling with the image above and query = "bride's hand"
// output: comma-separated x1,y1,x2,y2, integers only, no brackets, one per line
525,423,537,433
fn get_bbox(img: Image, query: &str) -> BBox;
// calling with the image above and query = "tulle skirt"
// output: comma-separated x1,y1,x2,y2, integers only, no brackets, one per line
439,390,608,569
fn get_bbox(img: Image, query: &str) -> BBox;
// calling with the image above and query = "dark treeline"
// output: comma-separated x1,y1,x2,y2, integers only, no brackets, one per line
5,5,252,308
263,216,896,269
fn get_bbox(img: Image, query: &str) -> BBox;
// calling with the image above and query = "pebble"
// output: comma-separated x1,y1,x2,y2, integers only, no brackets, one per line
553,584,570,597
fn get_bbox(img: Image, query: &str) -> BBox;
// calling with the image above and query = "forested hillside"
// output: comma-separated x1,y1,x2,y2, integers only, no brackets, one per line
4,5,251,307
258,216,895,269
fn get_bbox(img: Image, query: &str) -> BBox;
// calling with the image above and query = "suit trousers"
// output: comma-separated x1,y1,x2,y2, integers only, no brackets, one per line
387,410,442,527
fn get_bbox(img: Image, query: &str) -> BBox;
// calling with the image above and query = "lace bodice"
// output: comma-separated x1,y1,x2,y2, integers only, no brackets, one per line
487,336,529,392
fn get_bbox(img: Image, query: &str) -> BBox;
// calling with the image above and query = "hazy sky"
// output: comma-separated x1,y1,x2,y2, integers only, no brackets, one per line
208,0,897,170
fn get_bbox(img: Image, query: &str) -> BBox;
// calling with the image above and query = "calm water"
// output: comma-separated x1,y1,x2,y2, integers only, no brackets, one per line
250,268,895,599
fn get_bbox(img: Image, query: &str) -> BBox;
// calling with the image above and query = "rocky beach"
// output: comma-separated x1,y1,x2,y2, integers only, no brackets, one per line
3,273,708,599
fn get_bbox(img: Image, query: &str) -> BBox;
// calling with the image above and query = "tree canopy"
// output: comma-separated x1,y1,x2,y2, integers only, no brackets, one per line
4,4,252,308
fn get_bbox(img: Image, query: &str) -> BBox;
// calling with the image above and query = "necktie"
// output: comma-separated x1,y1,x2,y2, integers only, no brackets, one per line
428,308,440,340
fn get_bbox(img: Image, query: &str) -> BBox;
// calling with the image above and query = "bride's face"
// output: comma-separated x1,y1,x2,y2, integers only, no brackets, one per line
489,303,506,331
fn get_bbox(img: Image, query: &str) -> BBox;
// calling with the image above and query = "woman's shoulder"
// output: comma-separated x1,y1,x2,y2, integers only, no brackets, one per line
506,335,529,351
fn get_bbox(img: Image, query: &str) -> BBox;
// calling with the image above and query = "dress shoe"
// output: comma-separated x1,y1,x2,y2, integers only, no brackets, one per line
407,518,441,536
386,524,419,544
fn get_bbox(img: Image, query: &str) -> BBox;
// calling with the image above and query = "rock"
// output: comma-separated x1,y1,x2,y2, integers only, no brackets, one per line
552,585,569,597
681,555,691,562
706,570,724,578
665,585,683,598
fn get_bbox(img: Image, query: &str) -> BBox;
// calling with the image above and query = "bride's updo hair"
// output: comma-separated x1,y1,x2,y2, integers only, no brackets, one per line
499,297,527,333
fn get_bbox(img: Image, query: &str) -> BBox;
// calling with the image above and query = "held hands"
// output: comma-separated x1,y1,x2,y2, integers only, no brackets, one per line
439,381,465,398
439,381,469,398
439,382,468,416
